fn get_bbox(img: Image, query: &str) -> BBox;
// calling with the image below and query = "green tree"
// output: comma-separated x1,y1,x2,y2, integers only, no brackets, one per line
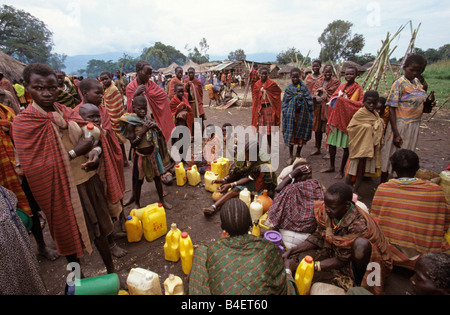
116,53,139,73
276,47,309,66
80,59,117,78
228,49,246,61
185,38,210,64
141,42,186,69
0,4,53,63
48,53,67,71
318,20,365,62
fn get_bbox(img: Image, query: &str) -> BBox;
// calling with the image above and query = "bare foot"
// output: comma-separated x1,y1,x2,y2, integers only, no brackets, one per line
286,157,293,165
310,149,321,156
162,201,173,210
110,243,127,258
322,153,330,159
334,172,344,179
123,196,135,207
320,167,335,173
38,246,59,261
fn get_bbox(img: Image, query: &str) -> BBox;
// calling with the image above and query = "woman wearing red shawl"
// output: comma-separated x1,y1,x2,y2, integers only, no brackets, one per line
321,67,363,179
126,61,175,144
251,67,282,146
310,65,340,155
283,183,392,295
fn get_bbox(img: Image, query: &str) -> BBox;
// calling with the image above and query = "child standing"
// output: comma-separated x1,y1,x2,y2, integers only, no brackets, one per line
119,95,172,210
321,66,364,179
345,91,385,194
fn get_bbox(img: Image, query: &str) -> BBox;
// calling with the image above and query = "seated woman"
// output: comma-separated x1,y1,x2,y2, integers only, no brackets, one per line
268,160,324,249
189,198,296,295
283,182,393,295
202,141,277,216
371,149,449,270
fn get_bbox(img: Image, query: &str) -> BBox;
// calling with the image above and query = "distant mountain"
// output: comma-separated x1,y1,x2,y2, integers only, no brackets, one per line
210,52,277,63
64,51,277,74
64,51,140,74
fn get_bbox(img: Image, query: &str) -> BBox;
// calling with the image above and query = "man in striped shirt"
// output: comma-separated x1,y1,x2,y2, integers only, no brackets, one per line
371,149,449,269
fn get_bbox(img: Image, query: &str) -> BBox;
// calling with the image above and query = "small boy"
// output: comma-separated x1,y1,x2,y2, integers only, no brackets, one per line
77,102,128,258
346,90,385,194
120,95,172,209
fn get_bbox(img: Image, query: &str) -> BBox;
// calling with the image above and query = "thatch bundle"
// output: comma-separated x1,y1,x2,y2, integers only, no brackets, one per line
0,51,26,82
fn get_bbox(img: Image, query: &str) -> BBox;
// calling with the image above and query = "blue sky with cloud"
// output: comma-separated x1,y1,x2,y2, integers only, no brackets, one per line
3,0,449,60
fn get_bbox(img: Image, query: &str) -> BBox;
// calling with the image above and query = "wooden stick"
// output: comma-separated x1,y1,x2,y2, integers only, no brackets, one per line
426,96,450,122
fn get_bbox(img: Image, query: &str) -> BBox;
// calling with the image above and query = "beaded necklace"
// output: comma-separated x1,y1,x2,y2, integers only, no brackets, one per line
332,203,354,235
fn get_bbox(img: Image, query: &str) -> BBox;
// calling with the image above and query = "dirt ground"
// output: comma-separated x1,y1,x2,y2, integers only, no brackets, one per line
33,86,450,295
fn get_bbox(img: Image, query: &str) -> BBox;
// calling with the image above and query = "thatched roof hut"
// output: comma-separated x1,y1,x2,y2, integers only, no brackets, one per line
338,61,365,75
0,51,26,82
157,62,179,75
182,59,201,74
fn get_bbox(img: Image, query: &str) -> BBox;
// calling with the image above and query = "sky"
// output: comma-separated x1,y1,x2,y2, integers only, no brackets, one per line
3,0,450,61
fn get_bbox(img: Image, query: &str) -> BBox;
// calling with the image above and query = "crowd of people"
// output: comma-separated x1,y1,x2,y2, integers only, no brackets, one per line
0,52,449,295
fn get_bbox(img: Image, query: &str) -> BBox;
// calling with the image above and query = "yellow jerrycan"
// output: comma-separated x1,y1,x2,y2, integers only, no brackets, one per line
295,255,314,295
187,165,201,186
164,274,184,295
130,202,158,221
142,203,167,242
125,215,143,243
175,162,187,186
164,223,182,262
179,232,194,275
204,171,221,193
211,157,229,179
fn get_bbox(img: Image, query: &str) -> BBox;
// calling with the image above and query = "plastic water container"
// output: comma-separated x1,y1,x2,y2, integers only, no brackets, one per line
179,232,194,275
295,255,314,295
164,223,182,262
239,188,251,209
251,220,260,237
204,171,221,192
164,274,184,295
125,215,143,243
256,189,273,214
126,268,162,295
130,202,158,221
264,230,284,252
187,165,201,186
82,122,101,146
211,158,229,179
175,162,187,186
142,203,167,242
440,171,450,203
249,195,263,223
65,273,120,295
